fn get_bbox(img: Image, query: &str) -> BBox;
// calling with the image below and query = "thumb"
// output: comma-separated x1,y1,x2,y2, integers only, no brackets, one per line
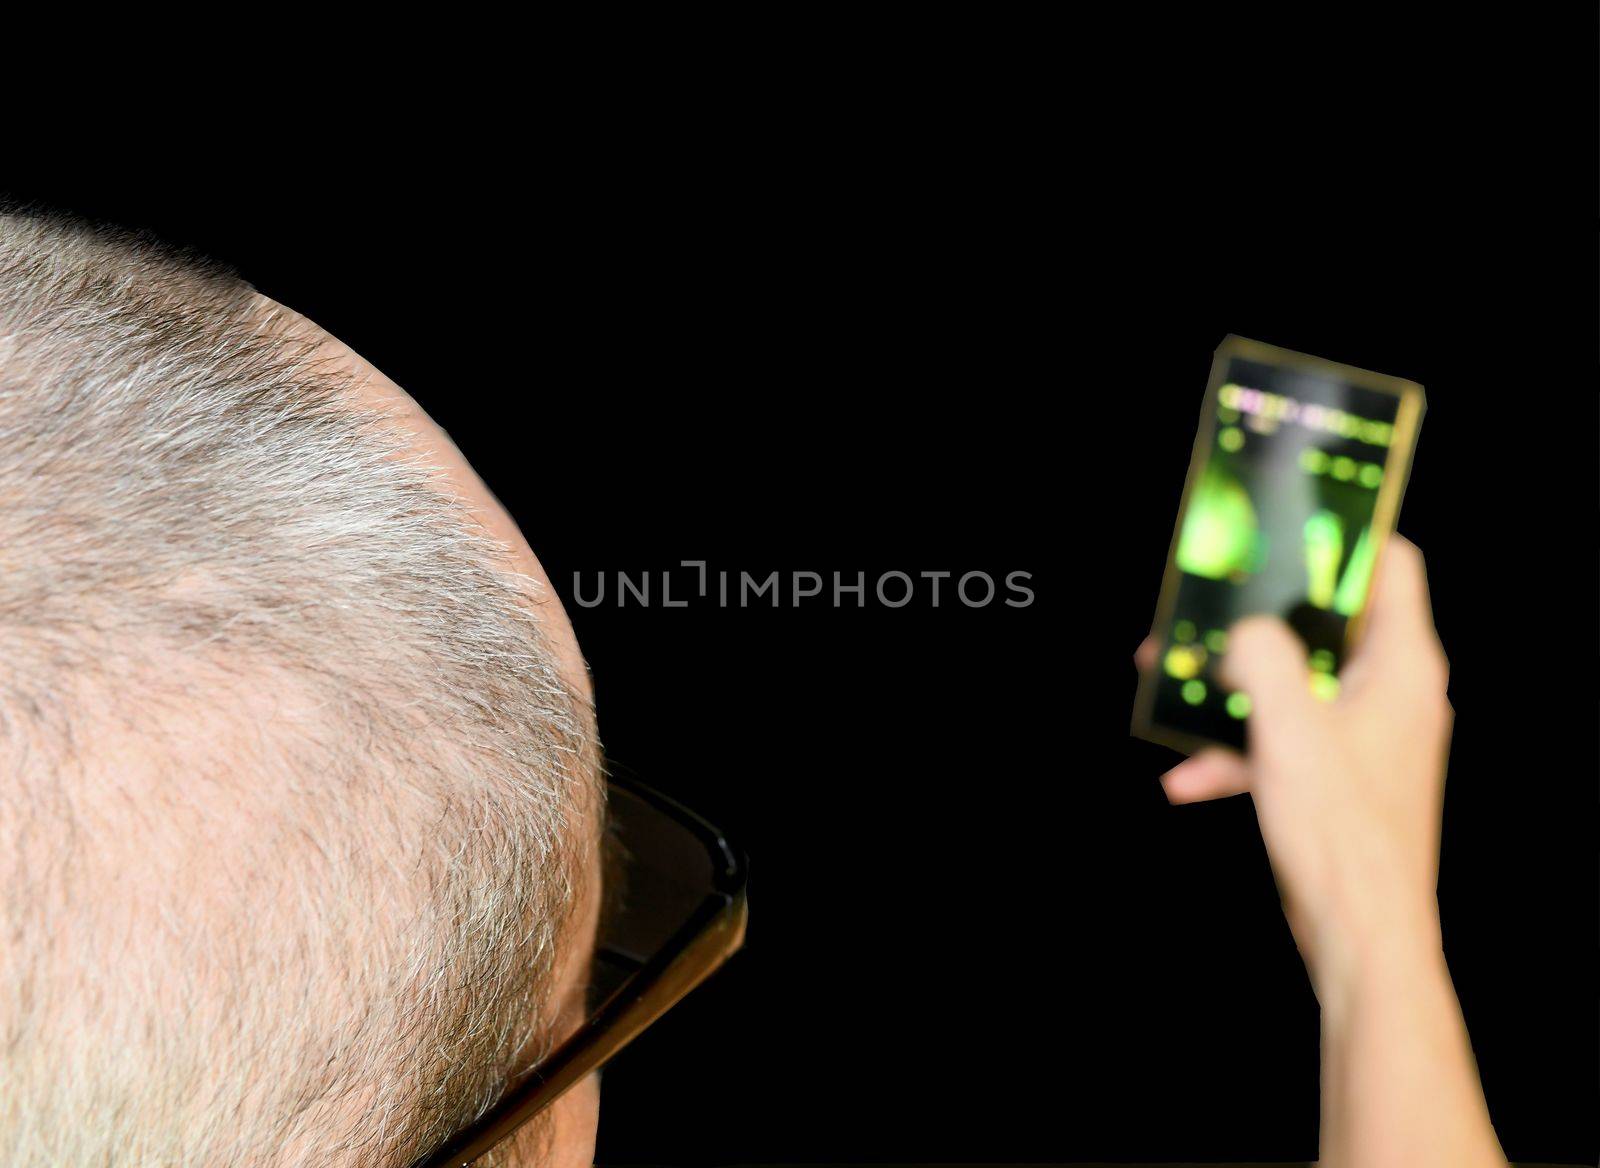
1218,616,1316,729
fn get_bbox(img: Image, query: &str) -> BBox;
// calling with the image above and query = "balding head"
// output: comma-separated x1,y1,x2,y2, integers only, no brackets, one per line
0,210,603,1165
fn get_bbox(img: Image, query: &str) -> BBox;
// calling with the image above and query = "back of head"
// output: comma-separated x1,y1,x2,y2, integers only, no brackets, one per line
0,210,597,1165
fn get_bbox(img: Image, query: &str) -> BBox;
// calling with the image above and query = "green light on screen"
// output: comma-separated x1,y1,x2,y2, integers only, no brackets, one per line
1304,510,1345,609
1218,426,1245,452
1310,672,1341,702
1359,420,1393,446
1164,645,1204,680
1358,462,1383,488
1181,679,1207,706
1331,456,1357,481
1333,523,1379,617
1173,619,1197,643
1225,691,1252,718
1204,628,1228,653
1309,648,1336,673
1300,447,1329,474
1176,464,1260,581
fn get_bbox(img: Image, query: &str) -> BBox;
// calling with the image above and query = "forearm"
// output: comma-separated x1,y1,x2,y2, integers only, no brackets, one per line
1318,924,1506,1168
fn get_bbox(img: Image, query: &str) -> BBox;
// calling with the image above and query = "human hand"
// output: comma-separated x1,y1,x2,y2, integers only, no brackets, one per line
1140,537,1453,1000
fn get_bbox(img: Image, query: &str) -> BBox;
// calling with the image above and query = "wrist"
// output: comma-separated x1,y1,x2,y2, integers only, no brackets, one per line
1309,881,1444,1022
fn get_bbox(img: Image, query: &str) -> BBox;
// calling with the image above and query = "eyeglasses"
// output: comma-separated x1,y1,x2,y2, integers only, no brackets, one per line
417,771,749,1167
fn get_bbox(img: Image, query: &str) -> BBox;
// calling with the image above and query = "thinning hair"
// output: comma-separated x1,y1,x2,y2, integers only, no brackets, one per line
0,210,599,1166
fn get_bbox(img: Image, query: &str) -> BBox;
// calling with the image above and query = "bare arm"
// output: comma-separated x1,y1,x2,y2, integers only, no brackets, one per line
1151,538,1506,1167
1317,908,1501,1167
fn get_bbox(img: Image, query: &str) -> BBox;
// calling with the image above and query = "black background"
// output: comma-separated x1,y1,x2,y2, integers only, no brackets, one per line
11,15,1596,1164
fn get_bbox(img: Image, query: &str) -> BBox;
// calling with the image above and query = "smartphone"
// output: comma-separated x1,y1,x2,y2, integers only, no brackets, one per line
1132,335,1425,754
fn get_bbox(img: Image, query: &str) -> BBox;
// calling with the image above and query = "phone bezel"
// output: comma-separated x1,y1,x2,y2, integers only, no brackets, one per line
1131,334,1427,756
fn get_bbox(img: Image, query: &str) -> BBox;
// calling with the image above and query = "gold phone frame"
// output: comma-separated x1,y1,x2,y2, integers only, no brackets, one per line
1130,334,1426,756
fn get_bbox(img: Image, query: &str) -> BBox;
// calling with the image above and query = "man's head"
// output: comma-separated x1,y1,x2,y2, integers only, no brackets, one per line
0,210,603,1165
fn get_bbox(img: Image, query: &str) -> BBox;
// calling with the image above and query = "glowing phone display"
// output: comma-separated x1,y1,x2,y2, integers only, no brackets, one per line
1133,336,1425,753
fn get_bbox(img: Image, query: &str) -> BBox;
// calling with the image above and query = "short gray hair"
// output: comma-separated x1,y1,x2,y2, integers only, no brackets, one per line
0,209,599,1165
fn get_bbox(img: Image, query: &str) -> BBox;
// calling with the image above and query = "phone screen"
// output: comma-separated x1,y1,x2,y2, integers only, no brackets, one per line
1135,337,1424,752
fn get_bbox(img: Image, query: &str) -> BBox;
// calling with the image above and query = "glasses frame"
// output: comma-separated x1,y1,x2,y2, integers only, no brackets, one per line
417,772,748,1167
